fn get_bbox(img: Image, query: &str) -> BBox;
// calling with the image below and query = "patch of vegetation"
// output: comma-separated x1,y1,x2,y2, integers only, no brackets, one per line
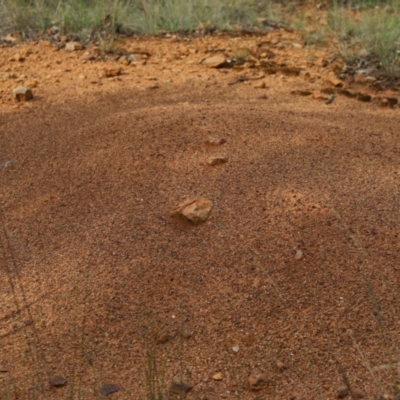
0,0,271,38
328,1,400,78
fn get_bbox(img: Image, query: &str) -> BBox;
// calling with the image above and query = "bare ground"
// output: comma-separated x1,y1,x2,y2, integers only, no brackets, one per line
1,31,400,400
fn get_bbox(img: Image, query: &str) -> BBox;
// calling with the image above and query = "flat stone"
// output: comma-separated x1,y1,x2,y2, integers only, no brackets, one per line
99,384,119,396
205,137,226,146
49,375,67,387
12,86,33,102
202,55,227,68
206,156,228,166
171,198,213,223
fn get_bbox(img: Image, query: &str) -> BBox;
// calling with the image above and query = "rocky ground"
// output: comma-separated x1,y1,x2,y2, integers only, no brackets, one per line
1,28,400,400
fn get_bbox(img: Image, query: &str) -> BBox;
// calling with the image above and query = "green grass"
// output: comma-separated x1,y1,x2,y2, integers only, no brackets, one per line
0,0,270,38
327,1,400,78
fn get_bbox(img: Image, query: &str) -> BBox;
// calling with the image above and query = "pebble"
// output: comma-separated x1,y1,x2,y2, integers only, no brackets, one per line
276,360,286,371
206,156,228,166
232,345,239,353
356,93,371,102
156,329,176,344
248,373,268,391
294,250,304,260
212,372,223,381
49,375,67,387
291,90,312,96
325,94,335,104
99,384,119,396
179,323,194,338
102,67,122,78
202,55,227,68
65,41,83,51
337,385,348,398
171,198,213,223
12,86,33,102
0,364,9,372
169,381,193,395
205,137,226,146
253,81,266,89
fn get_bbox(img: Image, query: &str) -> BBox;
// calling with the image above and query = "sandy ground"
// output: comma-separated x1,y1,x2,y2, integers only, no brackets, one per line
1,30,400,400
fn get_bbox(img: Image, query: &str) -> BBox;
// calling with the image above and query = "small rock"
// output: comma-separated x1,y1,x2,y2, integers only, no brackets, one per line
118,55,129,65
25,80,38,88
0,364,9,372
9,53,25,62
180,323,194,338
171,198,213,223
232,345,239,353
206,156,228,166
102,67,122,78
328,73,345,88
127,54,139,63
279,67,302,76
291,90,312,96
169,381,193,395
337,385,349,398
202,55,227,68
379,97,398,108
325,94,335,104
292,43,303,49
65,41,83,51
3,34,18,43
315,58,328,67
156,329,176,344
12,86,33,102
49,375,67,387
294,250,304,260
205,137,226,146
248,373,268,391
0,160,16,170
276,361,286,371
356,93,371,102
312,90,329,101
212,372,223,381
253,81,266,89
353,390,365,399
257,94,268,99
99,384,119,396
